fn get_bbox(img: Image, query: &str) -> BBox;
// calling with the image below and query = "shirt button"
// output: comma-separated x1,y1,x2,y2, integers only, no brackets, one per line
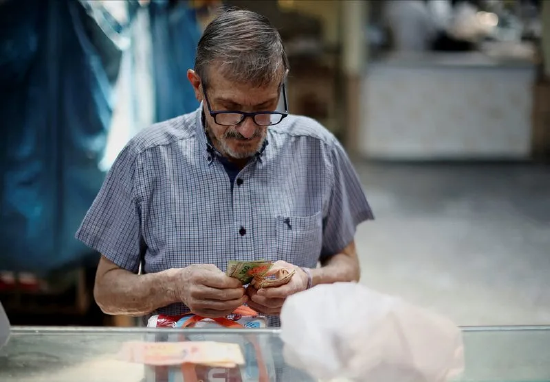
239,227,246,236
236,178,243,186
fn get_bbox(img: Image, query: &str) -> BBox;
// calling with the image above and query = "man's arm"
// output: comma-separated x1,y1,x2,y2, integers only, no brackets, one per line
94,256,247,317
247,240,360,314
311,240,360,286
94,256,180,316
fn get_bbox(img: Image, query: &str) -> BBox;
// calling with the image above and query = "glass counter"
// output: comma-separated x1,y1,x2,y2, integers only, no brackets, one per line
1,326,549,382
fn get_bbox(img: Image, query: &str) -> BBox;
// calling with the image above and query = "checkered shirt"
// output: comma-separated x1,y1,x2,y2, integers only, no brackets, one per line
76,106,374,326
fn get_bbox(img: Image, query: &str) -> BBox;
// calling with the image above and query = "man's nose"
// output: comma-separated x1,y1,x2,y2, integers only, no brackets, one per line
236,117,257,139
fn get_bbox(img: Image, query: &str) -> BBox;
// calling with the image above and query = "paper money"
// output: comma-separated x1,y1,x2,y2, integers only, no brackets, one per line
227,260,272,284
117,341,245,367
226,260,240,278
253,268,296,288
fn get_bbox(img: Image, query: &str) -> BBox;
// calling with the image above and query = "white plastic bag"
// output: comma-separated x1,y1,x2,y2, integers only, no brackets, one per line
0,302,9,349
280,283,464,382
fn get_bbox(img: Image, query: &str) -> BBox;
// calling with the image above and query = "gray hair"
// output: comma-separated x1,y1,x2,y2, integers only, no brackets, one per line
194,8,289,88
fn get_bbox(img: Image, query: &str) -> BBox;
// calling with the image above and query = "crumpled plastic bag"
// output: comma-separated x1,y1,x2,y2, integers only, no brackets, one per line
280,283,464,382
0,302,10,349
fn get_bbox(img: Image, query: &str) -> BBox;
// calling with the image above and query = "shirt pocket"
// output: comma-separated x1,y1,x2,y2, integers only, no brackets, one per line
276,211,323,267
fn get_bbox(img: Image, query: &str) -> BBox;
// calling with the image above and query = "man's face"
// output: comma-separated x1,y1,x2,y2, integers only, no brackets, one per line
188,68,281,160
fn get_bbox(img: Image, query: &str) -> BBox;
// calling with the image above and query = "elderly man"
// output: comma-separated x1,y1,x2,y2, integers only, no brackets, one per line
76,8,373,326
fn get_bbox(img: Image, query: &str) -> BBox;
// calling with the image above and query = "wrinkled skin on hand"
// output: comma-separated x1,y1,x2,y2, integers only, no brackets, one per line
175,264,248,318
246,260,308,316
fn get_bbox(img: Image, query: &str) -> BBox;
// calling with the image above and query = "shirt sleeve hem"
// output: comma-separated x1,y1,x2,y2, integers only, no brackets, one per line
320,210,374,259
75,228,141,273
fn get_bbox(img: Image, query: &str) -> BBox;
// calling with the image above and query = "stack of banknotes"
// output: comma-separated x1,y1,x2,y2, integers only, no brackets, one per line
226,260,273,284
226,260,296,288
118,341,245,368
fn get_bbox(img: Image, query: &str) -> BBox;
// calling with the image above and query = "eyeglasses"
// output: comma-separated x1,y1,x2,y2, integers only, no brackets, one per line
203,83,289,127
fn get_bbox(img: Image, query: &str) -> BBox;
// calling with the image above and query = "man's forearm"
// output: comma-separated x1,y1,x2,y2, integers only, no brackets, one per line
94,267,180,316
310,244,361,286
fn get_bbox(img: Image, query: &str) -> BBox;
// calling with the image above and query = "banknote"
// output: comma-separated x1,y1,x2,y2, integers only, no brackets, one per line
253,268,296,288
117,341,245,367
227,260,273,284
225,260,240,277
227,260,267,276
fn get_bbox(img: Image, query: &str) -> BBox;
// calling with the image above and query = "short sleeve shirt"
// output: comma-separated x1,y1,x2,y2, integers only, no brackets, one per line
76,107,374,325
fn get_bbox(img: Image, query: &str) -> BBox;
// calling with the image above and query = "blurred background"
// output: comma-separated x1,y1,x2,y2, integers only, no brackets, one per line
0,0,548,327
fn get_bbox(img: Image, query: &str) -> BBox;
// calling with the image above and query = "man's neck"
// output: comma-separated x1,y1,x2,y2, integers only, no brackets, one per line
223,154,250,170
203,121,250,169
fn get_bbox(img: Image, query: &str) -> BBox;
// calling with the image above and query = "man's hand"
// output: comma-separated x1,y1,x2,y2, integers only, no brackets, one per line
246,261,308,315
175,264,247,318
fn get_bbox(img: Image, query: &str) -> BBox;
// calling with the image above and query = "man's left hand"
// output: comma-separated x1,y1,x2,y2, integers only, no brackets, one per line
245,261,309,315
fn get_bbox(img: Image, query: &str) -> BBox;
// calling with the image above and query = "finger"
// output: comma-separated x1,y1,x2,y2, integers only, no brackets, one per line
272,260,291,268
250,293,285,309
263,260,292,276
246,286,258,298
257,282,295,299
246,300,280,316
246,300,268,314
193,285,245,301
200,270,243,289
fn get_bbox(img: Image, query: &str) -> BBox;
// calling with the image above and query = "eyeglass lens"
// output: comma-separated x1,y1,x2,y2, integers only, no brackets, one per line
215,113,284,126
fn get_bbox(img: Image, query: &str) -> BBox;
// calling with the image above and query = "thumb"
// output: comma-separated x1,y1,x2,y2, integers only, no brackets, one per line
263,261,292,277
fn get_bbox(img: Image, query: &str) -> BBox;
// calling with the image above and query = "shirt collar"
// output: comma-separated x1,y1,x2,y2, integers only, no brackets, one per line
195,104,269,164
194,105,213,163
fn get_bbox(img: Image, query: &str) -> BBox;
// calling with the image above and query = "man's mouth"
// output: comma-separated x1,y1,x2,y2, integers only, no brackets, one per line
224,130,262,141
230,136,257,142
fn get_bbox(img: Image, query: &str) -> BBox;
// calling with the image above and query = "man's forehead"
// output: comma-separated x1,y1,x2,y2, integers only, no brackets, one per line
207,75,280,92
207,80,281,106
210,83,280,97
203,65,283,94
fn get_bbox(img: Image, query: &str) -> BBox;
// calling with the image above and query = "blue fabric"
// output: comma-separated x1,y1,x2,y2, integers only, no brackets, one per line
149,0,201,122
219,156,241,191
0,0,124,274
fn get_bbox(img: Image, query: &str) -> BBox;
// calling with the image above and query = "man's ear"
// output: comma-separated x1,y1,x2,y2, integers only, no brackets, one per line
187,69,203,102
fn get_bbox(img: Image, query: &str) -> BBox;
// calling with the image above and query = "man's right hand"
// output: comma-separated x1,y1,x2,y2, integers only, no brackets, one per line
175,264,247,318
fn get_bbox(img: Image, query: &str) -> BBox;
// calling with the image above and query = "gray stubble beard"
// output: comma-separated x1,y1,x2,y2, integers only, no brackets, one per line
206,121,267,160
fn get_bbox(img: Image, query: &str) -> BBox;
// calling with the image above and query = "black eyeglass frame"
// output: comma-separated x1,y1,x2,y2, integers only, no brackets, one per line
202,82,289,127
